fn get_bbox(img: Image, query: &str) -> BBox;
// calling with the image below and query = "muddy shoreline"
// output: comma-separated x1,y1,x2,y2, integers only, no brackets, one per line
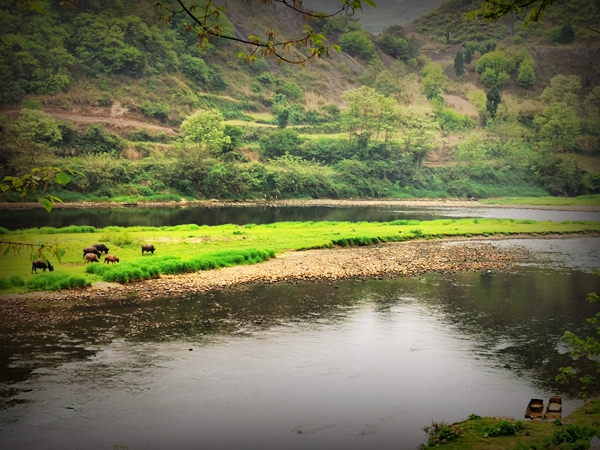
0,237,546,331
1,198,599,212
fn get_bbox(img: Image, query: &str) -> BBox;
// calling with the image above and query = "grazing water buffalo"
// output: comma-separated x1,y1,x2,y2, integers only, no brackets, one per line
83,246,101,258
92,243,109,254
84,253,99,264
104,254,120,264
31,259,54,273
142,244,155,255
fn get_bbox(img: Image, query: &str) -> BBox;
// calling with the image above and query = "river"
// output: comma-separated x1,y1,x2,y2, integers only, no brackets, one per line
1,237,599,449
0,204,599,229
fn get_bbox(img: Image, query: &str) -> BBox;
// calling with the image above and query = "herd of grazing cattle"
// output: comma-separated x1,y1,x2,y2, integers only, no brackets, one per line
31,243,156,274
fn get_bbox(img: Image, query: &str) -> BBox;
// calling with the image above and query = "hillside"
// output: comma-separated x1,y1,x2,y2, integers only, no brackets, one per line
302,0,446,33
1,0,599,204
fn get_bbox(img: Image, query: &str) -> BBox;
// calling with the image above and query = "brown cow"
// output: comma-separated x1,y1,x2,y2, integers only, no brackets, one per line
84,253,99,264
104,254,120,264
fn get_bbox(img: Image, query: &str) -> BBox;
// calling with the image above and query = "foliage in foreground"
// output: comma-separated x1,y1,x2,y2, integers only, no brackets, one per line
557,269,600,400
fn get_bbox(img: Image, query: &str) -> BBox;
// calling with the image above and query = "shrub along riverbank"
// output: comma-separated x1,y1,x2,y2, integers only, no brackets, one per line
0,218,598,293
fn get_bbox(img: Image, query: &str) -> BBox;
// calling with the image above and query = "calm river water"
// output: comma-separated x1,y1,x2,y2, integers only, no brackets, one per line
1,238,600,449
1,204,599,229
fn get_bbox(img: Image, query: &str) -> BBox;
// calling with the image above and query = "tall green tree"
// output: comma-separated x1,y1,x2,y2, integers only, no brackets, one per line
584,86,600,117
540,75,582,107
454,50,464,77
517,63,536,89
486,87,501,118
341,86,399,143
180,109,230,149
420,62,448,100
462,41,479,64
377,25,411,60
534,104,580,151
397,108,440,167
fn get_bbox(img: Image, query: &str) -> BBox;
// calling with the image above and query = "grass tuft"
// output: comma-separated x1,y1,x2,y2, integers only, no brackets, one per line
85,248,275,283
25,273,91,291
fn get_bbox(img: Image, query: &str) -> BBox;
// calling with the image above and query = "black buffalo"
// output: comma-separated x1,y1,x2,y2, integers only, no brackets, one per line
142,243,155,255
83,247,101,258
92,243,109,254
32,259,54,273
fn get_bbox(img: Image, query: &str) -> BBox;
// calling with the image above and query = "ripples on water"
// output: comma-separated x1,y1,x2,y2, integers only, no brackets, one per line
0,238,599,449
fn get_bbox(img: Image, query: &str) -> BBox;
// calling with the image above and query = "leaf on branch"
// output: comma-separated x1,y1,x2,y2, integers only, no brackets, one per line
38,197,53,213
54,172,71,185
48,195,64,203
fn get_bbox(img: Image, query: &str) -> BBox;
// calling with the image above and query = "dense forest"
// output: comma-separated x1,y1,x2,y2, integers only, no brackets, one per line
1,0,599,202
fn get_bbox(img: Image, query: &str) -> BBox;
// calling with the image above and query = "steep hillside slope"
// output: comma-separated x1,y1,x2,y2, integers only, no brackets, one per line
1,0,599,203
303,0,445,32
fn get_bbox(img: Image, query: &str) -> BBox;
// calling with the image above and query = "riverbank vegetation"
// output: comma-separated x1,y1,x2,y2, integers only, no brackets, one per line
420,399,600,449
1,1,599,204
0,218,598,293
481,194,600,206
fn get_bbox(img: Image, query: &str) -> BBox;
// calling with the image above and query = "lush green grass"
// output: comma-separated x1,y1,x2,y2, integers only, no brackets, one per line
481,194,600,206
84,248,275,283
420,399,600,449
1,218,599,293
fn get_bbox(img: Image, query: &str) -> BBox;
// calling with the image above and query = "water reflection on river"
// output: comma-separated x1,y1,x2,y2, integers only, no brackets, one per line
1,204,598,229
1,238,600,449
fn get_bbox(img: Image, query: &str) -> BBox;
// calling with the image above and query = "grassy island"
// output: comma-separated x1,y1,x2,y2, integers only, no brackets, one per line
0,218,598,293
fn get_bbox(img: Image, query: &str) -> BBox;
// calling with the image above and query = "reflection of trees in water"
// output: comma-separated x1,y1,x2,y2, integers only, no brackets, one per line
0,206,445,229
409,269,600,397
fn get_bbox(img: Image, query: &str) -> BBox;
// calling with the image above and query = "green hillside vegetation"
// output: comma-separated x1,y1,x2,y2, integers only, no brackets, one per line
1,0,599,203
1,218,598,293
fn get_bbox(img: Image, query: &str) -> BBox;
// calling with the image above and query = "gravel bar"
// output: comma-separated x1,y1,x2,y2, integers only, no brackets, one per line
0,238,535,330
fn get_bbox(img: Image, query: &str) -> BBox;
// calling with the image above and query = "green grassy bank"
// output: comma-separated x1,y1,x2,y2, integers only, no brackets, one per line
1,218,599,293
420,399,600,449
480,194,600,207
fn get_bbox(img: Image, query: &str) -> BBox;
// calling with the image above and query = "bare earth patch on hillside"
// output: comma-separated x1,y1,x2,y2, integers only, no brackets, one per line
0,105,177,134
442,94,479,117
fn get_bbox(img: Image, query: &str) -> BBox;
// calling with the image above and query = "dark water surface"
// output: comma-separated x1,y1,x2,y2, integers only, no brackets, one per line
1,238,600,449
1,204,598,229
